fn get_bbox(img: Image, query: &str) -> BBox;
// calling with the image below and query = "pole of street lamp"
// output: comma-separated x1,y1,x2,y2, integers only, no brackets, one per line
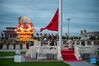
67,19,71,39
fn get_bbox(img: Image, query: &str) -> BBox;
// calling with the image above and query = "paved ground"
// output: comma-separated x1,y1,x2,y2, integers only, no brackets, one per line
65,61,97,66
0,56,97,66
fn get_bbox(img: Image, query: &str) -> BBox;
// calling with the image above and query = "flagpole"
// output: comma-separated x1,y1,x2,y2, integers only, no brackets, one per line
58,0,62,60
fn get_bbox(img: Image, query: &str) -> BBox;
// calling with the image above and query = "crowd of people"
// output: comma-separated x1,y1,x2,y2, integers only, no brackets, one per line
0,33,59,49
0,33,99,50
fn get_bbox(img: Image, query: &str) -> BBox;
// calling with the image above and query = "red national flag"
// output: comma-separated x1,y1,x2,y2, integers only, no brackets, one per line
40,9,58,32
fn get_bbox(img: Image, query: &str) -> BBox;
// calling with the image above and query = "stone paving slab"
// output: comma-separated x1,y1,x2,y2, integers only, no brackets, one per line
65,61,97,66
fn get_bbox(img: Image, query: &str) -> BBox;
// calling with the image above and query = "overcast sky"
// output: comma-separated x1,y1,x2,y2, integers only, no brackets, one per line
0,0,99,36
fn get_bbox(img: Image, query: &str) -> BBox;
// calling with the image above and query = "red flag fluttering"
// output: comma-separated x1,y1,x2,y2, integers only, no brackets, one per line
40,9,58,32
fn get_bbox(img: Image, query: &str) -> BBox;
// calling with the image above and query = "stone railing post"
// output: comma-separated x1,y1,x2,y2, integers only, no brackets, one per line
74,40,77,46
79,41,82,46
85,41,88,47
91,41,94,46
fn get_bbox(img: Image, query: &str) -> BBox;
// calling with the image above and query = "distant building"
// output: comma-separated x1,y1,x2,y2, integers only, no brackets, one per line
3,27,17,39
86,32,99,36
80,29,99,40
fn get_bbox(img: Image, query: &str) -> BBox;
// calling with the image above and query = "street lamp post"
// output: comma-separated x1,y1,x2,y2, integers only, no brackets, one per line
67,18,71,39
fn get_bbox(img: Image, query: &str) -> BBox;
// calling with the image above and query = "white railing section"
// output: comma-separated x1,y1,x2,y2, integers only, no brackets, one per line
26,45,58,57
74,41,98,54
74,46,82,60
39,46,58,54
74,41,99,60
26,46,38,57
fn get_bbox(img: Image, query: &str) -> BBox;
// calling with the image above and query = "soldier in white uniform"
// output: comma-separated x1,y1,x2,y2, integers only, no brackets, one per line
67,40,73,50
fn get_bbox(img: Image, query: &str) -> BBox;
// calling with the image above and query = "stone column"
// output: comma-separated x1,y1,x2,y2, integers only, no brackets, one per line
9,44,14,49
15,44,20,49
85,41,88,47
48,41,50,46
91,41,94,46
79,41,82,46
3,45,7,49
22,44,26,49
74,41,77,46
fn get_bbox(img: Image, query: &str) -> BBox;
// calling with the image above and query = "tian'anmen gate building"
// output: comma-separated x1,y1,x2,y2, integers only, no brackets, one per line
3,27,17,39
